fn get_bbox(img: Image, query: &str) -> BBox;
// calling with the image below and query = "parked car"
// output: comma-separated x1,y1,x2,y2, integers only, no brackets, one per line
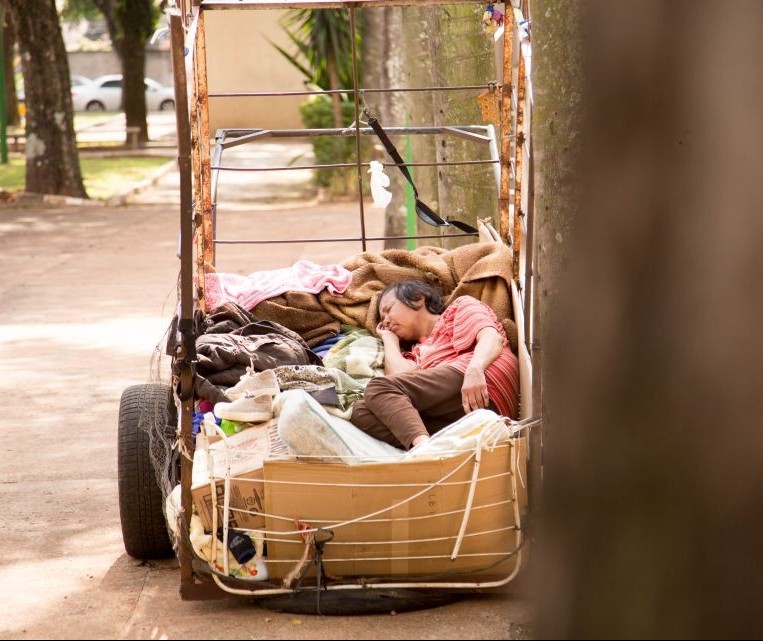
71,74,175,112
70,74,93,88
17,74,91,104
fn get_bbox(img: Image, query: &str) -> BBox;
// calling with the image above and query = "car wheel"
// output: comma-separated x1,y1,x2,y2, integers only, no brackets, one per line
159,99,175,111
118,383,177,559
85,101,106,112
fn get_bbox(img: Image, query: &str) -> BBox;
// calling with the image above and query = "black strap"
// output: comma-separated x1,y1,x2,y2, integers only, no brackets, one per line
367,116,419,197
366,114,478,235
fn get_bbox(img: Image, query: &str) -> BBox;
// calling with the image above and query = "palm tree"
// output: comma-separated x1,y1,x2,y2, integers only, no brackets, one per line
272,8,359,127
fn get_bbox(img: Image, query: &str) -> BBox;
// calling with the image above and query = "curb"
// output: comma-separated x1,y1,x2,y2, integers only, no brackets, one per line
41,193,107,207
105,158,177,207
33,158,178,208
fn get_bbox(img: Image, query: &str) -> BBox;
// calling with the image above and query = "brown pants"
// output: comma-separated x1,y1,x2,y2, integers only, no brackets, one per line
351,365,493,450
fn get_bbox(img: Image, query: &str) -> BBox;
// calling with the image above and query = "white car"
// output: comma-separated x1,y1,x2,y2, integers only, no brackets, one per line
18,74,91,103
70,74,92,89
71,74,175,112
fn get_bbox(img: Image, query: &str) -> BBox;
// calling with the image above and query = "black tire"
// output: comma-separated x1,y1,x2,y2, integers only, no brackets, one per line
85,101,106,112
118,383,176,559
159,99,175,111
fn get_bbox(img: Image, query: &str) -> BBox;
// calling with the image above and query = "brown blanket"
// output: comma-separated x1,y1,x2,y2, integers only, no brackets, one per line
252,291,340,348
318,241,518,352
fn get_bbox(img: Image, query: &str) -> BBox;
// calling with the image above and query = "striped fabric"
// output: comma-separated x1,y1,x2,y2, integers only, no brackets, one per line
407,296,519,418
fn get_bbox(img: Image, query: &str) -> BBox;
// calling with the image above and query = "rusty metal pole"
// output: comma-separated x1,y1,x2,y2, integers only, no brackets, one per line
169,9,196,594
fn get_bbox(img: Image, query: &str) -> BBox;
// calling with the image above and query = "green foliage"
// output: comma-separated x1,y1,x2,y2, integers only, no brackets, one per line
272,8,364,197
273,9,360,90
114,0,159,41
62,1,163,44
300,97,362,193
61,0,102,21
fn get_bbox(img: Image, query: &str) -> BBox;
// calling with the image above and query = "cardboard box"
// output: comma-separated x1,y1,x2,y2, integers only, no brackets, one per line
262,437,527,582
191,419,288,532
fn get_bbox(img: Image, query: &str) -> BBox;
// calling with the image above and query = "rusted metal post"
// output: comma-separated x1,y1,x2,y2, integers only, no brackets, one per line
499,11,515,246
169,8,196,594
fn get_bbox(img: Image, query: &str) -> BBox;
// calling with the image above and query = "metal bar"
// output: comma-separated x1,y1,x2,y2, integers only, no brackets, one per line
486,124,501,194
209,130,225,224
169,8,196,596
0,2,7,165
196,13,215,279
201,0,484,9
219,125,494,138
441,126,493,144
523,132,535,355
219,130,269,149
210,159,499,172
208,83,500,98
213,232,478,244
499,16,514,246
512,51,526,281
349,6,367,252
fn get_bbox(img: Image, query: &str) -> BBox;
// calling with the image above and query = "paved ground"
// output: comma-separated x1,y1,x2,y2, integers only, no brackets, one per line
0,132,534,639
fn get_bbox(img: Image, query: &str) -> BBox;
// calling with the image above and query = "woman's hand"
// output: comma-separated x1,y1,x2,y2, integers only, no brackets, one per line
461,326,503,413
376,321,401,348
377,320,417,375
461,365,490,413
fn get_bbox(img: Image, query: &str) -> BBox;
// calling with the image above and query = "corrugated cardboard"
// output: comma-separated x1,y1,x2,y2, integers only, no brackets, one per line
262,438,527,582
191,419,287,531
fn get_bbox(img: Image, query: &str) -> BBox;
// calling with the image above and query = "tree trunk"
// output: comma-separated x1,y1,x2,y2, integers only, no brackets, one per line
117,0,155,145
2,2,20,128
427,4,496,251
401,6,440,245
534,1,763,637
121,26,149,145
362,7,408,249
6,0,86,197
372,5,496,250
97,0,155,145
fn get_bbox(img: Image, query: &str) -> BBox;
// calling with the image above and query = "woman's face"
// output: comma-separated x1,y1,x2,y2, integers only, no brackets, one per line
378,291,423,342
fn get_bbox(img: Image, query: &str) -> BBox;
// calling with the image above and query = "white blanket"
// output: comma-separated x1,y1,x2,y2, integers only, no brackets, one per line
274,389,514,464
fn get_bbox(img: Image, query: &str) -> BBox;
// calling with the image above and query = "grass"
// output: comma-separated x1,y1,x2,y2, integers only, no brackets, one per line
0,155,171,201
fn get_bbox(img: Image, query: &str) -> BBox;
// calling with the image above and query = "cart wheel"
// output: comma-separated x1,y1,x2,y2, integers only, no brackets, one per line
118,383,176,559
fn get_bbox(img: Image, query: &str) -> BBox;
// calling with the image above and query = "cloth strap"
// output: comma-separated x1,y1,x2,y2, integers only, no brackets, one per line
366,114,478,235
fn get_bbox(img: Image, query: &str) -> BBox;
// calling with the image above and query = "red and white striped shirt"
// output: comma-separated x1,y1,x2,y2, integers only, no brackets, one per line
406,295,519,418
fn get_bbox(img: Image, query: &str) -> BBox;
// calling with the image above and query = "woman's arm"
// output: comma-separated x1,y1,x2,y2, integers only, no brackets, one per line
461,326,504,413
377,324,418,375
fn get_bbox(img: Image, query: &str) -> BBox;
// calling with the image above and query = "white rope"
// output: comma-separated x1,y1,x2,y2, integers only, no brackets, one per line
264,549,517,565
200,423,239,571
263,523,519,550
451,432,485,559
262,449,480,537
225,494,516,530
195,427,527,579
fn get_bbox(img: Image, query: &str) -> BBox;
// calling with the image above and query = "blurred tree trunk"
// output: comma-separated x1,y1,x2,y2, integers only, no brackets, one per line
6,0,86,197
534,1,763,638
2,2,20,128
93,0,157,145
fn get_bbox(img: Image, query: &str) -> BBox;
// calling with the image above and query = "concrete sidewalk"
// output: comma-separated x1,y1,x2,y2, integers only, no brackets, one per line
124,138,318,209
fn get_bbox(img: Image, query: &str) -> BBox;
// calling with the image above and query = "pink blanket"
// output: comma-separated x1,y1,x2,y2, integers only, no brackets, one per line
204,260,352,312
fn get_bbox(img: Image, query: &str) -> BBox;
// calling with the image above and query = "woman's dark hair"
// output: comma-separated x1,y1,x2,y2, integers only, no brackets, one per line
378,280,446,318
